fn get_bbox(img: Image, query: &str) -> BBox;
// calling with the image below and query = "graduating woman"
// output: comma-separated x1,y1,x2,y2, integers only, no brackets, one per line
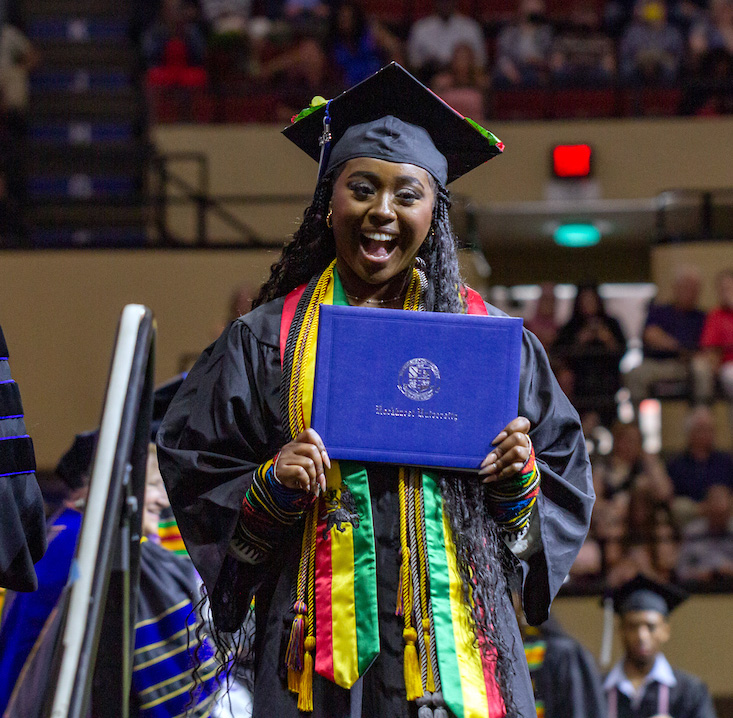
157,64,594,718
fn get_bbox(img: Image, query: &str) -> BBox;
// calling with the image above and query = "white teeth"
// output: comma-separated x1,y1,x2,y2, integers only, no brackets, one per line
362,232,396,242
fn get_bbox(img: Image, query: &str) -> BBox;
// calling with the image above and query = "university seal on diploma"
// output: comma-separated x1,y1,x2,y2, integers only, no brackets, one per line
398,358,441,401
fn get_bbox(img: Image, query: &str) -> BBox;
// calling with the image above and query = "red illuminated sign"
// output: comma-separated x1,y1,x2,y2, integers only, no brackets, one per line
552,144,592,178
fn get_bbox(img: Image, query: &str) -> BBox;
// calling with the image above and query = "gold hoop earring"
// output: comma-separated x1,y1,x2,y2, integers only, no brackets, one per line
326,209,333,228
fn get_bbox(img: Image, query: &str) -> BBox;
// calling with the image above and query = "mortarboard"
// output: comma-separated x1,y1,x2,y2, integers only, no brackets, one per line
56,430,98,490
282,62,503,186
150,373,186,441
56,375,186,489
611,574,688,617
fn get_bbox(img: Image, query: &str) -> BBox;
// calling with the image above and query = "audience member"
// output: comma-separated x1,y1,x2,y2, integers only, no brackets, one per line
407,0,486,82
623,267,707,405
283,0,330,22
697,268,733,410
549,3,616,86
0,23,39,127
619,0,685,84
329,2,403,88
689,0,733,67
666,406,733,502
525,282,559,351
676,484,733,584
592,423,675,581
595,422,674,505
431,43,488,118
202,0,252,34
494,0,554,87
553,284,627,419
682,47,733,116
142,0,208,87
261,35,341,122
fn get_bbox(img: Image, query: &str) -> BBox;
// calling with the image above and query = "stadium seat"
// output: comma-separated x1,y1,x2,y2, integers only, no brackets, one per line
550,88,618,119
491,88,550,120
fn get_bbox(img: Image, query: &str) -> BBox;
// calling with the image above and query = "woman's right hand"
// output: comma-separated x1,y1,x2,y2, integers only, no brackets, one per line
275,428,331,495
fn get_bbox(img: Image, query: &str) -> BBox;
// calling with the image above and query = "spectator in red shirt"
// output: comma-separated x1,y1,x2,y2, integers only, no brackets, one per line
697,269,733,412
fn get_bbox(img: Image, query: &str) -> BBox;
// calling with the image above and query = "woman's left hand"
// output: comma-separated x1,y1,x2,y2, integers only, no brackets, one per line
479,416,532,483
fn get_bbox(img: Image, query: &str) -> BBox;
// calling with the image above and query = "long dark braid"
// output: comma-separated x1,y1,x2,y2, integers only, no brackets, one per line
251,171,519,714
253,172,337,309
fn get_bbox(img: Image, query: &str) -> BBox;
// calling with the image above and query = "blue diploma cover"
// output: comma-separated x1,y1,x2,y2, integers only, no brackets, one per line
311,305,523,471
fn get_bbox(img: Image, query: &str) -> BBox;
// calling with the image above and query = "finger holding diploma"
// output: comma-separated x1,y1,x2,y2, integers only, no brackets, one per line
275,428,331,495
479,416,532,482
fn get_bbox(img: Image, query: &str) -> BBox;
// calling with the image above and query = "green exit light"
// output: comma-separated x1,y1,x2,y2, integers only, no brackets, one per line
554,223,601,247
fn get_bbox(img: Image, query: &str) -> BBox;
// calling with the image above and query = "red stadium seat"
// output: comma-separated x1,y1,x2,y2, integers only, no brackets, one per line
222,93,280,123
148,89,180,123
550,88,618,119
620,88,683,117
491,88,550,120
359,0,409,24
191,92,216,123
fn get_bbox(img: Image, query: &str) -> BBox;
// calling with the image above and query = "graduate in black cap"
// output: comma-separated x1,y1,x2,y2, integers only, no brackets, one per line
603,575,717,718
157,63,594,718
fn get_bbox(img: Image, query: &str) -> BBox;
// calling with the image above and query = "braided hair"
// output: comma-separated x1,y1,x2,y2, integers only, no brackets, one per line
252,169,519,715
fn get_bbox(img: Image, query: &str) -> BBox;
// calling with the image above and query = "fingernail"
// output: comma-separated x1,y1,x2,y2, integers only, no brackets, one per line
487,453,497,464
322,451,331,469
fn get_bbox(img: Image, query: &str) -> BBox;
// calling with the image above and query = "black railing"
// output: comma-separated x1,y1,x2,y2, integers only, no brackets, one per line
149,151,313,247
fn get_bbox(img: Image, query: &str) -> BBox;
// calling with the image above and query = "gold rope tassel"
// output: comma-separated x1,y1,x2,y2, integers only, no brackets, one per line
398,469,424,701
403,627,423,701
298,636,316,712
297,503,318,712
287,506,318,700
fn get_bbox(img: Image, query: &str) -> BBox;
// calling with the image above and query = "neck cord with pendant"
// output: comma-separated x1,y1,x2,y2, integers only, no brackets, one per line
342,264,427,306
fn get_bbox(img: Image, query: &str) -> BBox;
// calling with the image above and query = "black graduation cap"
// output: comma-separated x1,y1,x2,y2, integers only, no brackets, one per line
56,430,98,490
610,575,688,617
56,375,186,489
150,373,186,441
282,62,503,186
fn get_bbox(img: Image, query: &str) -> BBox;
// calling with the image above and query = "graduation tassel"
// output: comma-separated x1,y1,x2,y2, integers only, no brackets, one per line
600,596,614,670
298,636,316,712
285,600,307,692
403,627,424,701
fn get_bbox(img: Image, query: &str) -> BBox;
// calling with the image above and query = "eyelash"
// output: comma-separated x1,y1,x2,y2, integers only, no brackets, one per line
348,183,421,204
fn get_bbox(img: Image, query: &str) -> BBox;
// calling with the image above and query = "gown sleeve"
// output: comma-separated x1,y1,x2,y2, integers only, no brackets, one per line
156,301,286,630
0,325,47,593
513,324,595,625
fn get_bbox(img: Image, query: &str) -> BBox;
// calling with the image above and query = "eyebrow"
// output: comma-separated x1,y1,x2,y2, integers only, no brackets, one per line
346,171,427,190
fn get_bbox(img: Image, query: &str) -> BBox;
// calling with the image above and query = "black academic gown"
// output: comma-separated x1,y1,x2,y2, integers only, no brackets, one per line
0,325,46,592
607,668,717,718
531,619,607,718
157,296,595,718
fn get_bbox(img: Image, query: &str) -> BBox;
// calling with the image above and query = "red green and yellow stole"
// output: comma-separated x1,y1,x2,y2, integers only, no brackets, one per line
279,260,504,718
523,628,547,718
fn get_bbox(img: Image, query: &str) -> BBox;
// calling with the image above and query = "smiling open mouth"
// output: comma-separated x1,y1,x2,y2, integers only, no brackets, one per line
360,231,398,259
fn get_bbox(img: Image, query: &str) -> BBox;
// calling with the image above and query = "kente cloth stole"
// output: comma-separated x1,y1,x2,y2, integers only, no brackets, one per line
279,260,504,718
